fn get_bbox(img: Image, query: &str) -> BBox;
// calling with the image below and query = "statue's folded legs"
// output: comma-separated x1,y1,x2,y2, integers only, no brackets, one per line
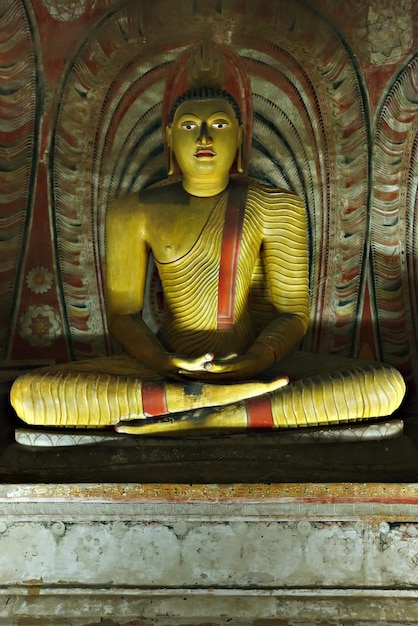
11,351,405,435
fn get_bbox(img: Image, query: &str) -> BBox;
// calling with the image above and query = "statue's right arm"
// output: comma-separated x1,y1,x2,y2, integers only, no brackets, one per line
105,196,169,372
105,196,213,377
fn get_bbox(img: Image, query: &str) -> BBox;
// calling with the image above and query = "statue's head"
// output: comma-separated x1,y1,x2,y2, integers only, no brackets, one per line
163,42,252,184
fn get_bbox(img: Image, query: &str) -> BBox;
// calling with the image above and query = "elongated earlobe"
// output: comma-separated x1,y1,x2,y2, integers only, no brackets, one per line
166,126,175,176
168,146,175,176
236,125,244,174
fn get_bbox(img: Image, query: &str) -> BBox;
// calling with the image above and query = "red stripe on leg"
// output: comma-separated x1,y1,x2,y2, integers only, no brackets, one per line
246,394,274,428
142,381,168,416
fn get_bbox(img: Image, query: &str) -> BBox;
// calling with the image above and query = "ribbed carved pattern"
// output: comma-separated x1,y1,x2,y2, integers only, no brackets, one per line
156,191,225,355
271,362,406,428
11,353,405,428
371,55,418,389
0,1,37,357
246,184,309,359
10,355,159,427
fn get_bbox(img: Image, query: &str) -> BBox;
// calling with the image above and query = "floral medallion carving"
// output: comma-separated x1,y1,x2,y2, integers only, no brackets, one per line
19,305,61,347
25,267,54,295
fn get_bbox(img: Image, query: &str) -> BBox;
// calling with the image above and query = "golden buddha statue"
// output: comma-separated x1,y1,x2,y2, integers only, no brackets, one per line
10,43,406,435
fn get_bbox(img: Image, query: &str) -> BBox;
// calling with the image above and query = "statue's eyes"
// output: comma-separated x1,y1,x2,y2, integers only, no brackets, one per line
181,122,197,130
211,121,229,129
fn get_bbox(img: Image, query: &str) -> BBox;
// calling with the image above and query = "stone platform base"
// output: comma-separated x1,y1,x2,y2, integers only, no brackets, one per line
14,418,405,446
1,483,418,625
3,588,418,625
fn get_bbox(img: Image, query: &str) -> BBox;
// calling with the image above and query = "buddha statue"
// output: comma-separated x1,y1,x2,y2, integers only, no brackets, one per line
10,42,406,435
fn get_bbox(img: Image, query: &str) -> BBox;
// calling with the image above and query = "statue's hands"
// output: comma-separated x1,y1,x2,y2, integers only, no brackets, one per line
178,353,266,381
204,354,264,380
167,352,215,379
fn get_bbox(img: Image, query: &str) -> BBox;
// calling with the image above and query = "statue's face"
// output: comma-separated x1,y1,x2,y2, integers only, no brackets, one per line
169,98,241,181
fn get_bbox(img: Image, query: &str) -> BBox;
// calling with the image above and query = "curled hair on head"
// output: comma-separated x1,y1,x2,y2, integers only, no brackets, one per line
169,88,241,125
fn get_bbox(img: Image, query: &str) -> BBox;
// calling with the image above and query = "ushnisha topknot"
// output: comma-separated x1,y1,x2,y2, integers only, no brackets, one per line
186,40,225,90
163,41,253,175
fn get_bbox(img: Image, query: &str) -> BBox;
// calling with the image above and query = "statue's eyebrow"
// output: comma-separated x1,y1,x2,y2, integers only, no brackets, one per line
175,109,235,126
176,113,201,123
208,112,233,121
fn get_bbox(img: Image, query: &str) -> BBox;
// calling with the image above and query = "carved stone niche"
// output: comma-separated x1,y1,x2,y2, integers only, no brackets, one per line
0,1,418,624
1,0,417,480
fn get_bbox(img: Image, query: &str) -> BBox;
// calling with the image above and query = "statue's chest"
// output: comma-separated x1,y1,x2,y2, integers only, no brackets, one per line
150,197,225,264
156,205,261,295
149,189,262,280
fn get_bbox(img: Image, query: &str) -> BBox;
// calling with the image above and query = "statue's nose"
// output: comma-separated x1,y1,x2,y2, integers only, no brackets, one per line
198,122,212,145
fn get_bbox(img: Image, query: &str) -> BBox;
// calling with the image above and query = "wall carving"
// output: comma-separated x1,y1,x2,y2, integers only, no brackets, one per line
372,54,418,405
0,1,38,359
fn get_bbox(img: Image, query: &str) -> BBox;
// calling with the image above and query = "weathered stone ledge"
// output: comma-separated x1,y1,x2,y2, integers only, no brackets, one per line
0,483,418,624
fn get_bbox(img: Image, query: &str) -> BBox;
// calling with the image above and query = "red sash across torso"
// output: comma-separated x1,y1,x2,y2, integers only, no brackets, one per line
217,181,248,330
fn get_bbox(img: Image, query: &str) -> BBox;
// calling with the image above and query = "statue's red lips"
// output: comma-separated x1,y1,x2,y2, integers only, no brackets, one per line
195,149,216,158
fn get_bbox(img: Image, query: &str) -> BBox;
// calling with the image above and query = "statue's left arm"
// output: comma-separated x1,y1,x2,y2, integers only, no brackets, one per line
203,188,310,380
251,188,310,363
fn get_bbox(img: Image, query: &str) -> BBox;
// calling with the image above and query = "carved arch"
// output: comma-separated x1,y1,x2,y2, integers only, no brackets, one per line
371,55,418,385
0,0,39,358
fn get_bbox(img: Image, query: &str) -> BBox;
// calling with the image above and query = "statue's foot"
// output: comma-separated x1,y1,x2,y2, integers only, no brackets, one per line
114,404,247,436
197,375,289,404
256,376,289,394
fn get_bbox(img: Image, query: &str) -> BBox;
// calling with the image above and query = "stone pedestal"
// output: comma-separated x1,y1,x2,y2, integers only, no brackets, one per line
1,483,418,625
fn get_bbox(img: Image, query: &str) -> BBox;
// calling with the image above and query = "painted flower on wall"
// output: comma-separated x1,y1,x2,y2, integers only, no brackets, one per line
26,266,54,295
41,0,90,21
19,305,61,347
355,0,413,65
41,0,121,21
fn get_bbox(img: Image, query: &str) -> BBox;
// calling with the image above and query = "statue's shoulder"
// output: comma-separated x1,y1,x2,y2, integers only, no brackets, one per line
108,181,184,220
246,179,305,210
138,180,185,207
108,191,141,218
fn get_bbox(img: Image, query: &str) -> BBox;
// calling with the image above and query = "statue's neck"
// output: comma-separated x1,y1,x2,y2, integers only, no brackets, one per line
181,175,230,197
